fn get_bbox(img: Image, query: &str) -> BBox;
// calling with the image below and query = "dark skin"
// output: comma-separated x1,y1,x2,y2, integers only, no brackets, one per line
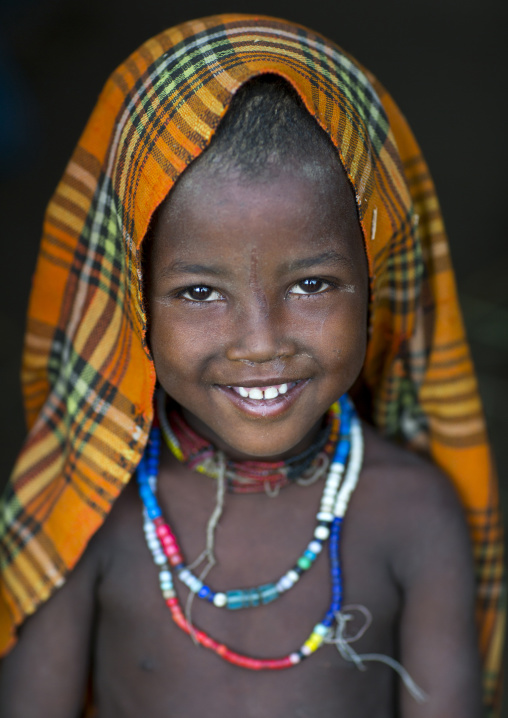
0,158,482,718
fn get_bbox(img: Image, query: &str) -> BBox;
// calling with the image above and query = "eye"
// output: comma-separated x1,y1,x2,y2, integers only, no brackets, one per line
180,285,223,302
289,278,331,295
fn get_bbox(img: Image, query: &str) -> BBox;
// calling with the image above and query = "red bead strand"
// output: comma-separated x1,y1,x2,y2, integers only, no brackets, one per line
165,596,294,669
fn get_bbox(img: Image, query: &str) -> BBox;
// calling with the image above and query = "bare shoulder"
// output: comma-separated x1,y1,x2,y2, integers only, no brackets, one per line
361,422,464,508
357,422,474,586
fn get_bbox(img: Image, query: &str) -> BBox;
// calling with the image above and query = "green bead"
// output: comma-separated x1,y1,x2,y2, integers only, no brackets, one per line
297,556,312,571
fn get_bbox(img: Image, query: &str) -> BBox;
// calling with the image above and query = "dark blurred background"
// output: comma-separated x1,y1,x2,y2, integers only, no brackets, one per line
1,0,507,707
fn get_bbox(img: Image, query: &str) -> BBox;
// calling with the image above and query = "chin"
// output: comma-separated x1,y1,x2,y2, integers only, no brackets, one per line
210,420,321,461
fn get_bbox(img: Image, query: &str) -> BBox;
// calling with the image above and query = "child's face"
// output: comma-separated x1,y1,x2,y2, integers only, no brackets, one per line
147,159,368,460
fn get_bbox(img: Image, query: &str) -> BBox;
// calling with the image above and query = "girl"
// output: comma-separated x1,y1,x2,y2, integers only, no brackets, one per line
0,14,503,717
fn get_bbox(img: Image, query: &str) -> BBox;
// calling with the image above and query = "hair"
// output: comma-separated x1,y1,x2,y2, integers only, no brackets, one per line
194,74,342,180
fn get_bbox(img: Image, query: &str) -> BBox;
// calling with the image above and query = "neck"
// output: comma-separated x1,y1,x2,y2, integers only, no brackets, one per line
157,389,341,494
180,405,325,463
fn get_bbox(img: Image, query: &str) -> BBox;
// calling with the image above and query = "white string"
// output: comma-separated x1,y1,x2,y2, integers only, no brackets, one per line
296,452,330,486
185,452,226,640
264,481,281,497
325,606,428,704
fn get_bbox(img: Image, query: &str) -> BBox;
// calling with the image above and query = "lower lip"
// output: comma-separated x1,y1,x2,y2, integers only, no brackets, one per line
215,380,309,419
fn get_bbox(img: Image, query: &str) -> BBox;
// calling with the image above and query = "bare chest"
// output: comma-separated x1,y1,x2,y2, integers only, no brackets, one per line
92,473,401,718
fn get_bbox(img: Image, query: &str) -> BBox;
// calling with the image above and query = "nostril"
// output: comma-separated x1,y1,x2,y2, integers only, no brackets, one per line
226,339,295,364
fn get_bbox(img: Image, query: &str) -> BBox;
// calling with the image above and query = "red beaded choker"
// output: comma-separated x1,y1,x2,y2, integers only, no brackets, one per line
157,392,340,495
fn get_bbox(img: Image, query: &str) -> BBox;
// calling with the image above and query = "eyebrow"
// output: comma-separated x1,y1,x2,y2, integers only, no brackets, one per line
159,261,229,279
158,250,353,279
284,250,354,272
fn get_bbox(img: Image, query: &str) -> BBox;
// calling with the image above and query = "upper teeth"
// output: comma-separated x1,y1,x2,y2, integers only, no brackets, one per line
235,384,289,400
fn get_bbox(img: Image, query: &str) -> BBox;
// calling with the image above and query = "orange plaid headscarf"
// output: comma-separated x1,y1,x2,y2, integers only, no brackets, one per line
0,14,503,714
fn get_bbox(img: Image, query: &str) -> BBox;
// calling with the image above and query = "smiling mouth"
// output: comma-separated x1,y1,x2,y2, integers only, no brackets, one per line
215,379,308,419
226,382,299,401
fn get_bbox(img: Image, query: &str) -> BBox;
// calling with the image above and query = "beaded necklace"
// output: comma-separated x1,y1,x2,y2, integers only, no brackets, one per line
157,389,339,495
137,394,364,669
143,396,350,610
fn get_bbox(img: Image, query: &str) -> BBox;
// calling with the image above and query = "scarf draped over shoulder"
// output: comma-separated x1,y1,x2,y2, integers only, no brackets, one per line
0,14,503,714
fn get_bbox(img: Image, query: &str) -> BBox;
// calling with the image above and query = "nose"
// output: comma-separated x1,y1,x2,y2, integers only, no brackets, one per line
225,304,296,364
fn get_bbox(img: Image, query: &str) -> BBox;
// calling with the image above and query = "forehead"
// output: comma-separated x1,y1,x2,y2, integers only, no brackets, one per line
148,158,366,269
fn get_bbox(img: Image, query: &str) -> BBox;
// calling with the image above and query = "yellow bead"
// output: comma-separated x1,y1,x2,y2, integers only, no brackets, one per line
171,444,184,461
303,633,324,653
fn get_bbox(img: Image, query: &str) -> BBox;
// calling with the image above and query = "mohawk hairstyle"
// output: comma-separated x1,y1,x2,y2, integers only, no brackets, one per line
197,74,341,179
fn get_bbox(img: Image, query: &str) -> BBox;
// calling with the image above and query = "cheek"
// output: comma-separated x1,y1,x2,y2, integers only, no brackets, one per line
291,295,367,365
149,306,222,381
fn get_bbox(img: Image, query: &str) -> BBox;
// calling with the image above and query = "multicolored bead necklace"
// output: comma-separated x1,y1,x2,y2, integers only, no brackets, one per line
157,389,340,495
144,397,350,610
137,393,364,669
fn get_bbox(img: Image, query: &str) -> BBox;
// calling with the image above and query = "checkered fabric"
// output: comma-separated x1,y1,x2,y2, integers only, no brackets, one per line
0,14,503,714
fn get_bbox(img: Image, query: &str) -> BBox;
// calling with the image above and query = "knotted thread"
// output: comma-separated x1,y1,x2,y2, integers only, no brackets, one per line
326,605,428,703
